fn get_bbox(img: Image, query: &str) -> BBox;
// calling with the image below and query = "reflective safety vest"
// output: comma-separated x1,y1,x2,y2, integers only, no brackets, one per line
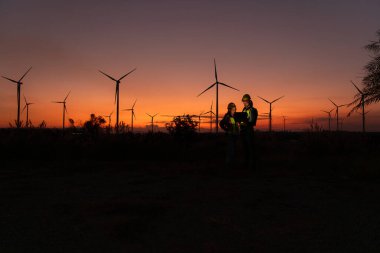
241,106,258,131
229,117,239,134
245,108,252,121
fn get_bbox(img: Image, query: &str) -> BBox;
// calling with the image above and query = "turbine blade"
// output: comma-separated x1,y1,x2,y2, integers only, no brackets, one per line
2,76,18,83
257,96,270,104
132,99,137,108
24,95,27,104
19,67,32,82
197,83,216,97
64,90,71,101
153,113,158,117
271,96,284,103
99,70,117,81
22,104,27,113
133,111,136,119
118,68,136,81
328,98,338,107
214,58,218,82
350,81,363,94
219,82,239,91
146,113,152,117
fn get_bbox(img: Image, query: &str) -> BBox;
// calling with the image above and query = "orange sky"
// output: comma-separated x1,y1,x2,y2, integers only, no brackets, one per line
1,0,379,131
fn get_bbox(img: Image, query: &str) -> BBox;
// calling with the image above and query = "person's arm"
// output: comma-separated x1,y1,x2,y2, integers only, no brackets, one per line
252,108,258,127
219,115,229,131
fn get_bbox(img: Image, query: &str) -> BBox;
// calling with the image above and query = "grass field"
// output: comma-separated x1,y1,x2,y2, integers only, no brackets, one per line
1,130,380,252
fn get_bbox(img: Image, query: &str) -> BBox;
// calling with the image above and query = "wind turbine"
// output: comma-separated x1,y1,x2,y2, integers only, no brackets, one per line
321,109,334,131
98,68,136,132
282,115,287,132
190,112,209,133
350,81,367,133
22,95,34,128
52,91,71,130
146,113,158,133
257,95,284,132
2,67,32,128
197,59,239,133
103,111,113,129
202,100,216,133
123,99,137,133
329,98,346,131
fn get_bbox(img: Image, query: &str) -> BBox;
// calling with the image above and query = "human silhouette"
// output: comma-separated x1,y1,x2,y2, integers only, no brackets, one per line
240,94,258,169
220,102,239,168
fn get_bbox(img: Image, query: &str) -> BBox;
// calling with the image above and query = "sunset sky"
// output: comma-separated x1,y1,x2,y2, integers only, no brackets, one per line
1,0,379,131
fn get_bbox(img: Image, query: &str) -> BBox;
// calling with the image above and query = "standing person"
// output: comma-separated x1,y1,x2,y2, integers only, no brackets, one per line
219,102,239,168
240,94,258,169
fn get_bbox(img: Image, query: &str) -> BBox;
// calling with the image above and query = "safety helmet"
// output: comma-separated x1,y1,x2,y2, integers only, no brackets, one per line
242,94,251,101
227,102,236,110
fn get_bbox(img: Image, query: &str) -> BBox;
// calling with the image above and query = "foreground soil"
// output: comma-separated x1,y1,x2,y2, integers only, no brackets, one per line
1,158,379,253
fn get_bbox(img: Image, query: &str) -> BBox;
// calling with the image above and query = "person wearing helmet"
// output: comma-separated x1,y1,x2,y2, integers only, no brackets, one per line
240,94,258,169
219,102,239,168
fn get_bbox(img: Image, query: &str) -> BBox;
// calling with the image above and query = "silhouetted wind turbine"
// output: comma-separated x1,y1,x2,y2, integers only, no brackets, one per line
22,95,34,128
321,109,334,131
197,59,239,133
282,115,287,132
202,100,216,133
190,112,208,133
2,67,32,128
146,113,158,132
98,68,136,132
52,91,71,130
123,99,137,133
257,95,284,132
350,81,367,133
329,98,346,131
103,111,113,129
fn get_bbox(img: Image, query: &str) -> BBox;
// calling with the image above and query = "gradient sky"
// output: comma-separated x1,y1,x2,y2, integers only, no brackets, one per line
1,0,379,131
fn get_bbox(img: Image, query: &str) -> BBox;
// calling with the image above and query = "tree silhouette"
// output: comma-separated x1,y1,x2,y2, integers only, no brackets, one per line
83,114,106,134
350,29,380,112
165,115,198,136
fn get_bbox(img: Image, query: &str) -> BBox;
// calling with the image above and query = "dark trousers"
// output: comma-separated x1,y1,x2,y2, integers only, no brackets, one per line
225,134,238,167
241,130,255,169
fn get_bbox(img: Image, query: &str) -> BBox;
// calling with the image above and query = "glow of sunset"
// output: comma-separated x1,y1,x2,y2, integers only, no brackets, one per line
1,0,380,131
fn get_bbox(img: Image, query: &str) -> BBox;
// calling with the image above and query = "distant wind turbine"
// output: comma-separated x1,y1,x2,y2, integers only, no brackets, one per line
103,111,113,129
202,100,216,133
321,109,334,131
349,81,367,133
257,95,284,132
22,95,34,128
197,59,239,133
282,115,287,132
123,99,137,133
98,68,136,132
329,98,346,131
2,67,32,128
146,113,158,133
52,91,71,130
190,112,209,133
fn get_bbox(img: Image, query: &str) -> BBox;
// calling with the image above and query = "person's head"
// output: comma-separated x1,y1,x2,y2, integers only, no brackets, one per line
227,102,236,115
242,94,252,108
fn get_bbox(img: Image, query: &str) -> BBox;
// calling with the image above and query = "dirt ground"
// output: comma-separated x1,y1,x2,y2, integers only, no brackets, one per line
1,158,380,253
